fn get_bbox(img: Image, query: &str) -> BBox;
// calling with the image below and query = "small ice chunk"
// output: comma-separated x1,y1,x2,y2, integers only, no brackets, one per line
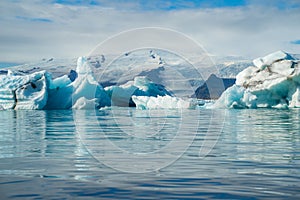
290,87,300,107
72,97,99,109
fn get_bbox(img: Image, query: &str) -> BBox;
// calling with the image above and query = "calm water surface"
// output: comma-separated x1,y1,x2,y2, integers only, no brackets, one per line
0,108,299,199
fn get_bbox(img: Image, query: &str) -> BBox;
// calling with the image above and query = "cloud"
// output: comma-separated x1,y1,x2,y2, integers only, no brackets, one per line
0,0,300,62
53,0,100,6
16,16,53,23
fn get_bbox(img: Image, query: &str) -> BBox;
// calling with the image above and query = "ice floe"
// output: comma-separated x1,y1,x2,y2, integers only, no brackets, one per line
132,95,197,110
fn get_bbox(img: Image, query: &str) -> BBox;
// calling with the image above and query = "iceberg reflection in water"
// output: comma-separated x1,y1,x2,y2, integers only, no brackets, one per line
0,108,300,199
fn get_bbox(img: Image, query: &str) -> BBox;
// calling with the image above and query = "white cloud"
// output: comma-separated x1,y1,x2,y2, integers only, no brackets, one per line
0,0,300,62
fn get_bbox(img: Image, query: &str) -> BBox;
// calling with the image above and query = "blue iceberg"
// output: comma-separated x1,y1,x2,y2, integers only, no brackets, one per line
0,57,111,110
104,76,172,107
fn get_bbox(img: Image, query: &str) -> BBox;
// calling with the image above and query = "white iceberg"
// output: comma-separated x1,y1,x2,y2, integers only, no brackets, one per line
132,95,197,110
0,70,50,109
213,51,300,108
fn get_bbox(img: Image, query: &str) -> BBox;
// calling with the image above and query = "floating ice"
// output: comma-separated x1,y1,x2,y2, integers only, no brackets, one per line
0,57,110,110
132,95,196,110
290,87,300,107
72,97,99,110
105,76,172,107
46,57,110,109
2,51,299,110
213,51,300,108
0,70,50,109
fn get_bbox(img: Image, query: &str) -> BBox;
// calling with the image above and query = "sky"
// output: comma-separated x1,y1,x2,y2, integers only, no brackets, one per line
0,0,300,62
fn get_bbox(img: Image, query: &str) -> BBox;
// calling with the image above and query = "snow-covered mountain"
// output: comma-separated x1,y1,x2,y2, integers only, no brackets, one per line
215,61,252,78
8,57,76,78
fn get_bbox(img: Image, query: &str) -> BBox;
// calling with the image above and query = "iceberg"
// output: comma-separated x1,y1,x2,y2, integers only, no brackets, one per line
0,70,50,109
72,97,99,110
2,50,299,110
132,95,197,110
104,76,172,107
0,57,110,110
45,57,111,110
213,51,300,108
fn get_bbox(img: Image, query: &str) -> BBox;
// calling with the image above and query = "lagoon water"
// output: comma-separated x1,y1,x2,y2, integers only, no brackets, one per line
0,108,299,199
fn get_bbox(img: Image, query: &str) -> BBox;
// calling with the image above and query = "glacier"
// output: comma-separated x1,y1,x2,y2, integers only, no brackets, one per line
213,51,300,109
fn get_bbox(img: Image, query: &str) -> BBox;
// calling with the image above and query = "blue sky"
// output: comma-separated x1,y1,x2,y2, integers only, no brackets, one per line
52,0,246,8
51,0,300,10
0,0,300,62
53,0,100,6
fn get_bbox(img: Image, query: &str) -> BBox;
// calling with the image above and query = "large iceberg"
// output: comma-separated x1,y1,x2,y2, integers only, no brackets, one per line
0,57,110,110
47,57,110,109
213,51,300,108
